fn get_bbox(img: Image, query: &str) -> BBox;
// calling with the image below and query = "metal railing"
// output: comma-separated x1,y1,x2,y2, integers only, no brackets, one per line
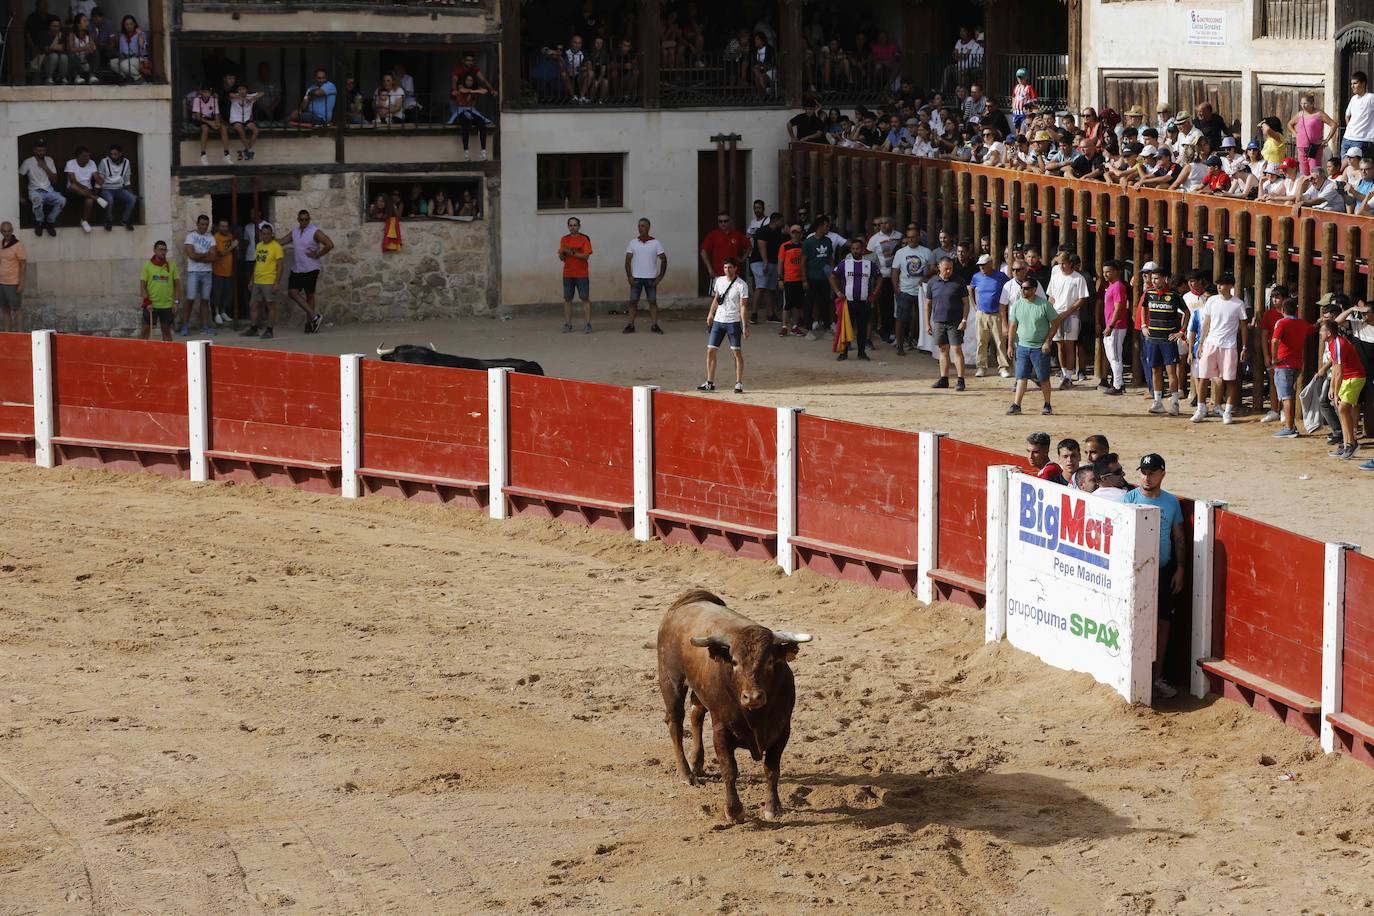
342,88,498,130
513,49,641,108
6,29,162,86
660,49,784,108
180,0,484,8
804,46,900,107
1261,0,1327,40
986,52,1069,114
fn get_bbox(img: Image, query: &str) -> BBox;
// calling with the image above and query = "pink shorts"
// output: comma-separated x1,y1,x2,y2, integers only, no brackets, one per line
1197,342,1239,380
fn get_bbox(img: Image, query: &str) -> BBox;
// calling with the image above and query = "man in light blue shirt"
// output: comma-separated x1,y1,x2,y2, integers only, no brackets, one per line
968,254,1009,377
1122,452,1186,702
294,68,337,125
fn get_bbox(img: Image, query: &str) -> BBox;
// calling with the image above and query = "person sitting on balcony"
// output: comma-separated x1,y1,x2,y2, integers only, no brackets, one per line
453,50,497,97
24,0,52,78
871,30,899,90
822,107,845,143
882,115,913,153
850,32,874,87
63,145,102,234
18,139,64,237
112,14,146,83
610,38,638,101
679,3,706,65
660,12,682,69
89,6,115,67
1010,69,1037,131
911,123,937,158
374,72,406,125
787,97,827,144
66,13,97,83
289,68,337,127
981,97,1011,138
448,73,493,161
585,36,611,103
1300,166,1349,213
561,34,592,104
819,38,849,90
228,84,263,160
750,32,776,97
407,184,430,217
192,86,232,166
1199,155,1231,195
393,63,420,119
725,28,751,84
97,143,136,231
854,112,884,149
38,16,67,85
945,25,982,93
342,76,366,125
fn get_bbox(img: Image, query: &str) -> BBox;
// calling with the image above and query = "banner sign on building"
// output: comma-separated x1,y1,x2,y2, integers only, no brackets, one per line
985,470,1160,704
1186,9,1226,47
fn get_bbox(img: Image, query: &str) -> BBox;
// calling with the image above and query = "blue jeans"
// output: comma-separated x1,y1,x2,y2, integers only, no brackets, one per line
28,189,65,224
100,188,137,225
629,278,657,302
707,320,743,349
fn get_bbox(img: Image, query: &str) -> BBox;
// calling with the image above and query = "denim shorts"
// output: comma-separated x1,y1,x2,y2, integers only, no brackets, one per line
750,262,778,289
1275,367,1300,401
1141,338,1179,366
185,271,213,300
894,291,918,321
1015,344,1050,382
562,276,589,301
629,278,657,302
707,320,743,349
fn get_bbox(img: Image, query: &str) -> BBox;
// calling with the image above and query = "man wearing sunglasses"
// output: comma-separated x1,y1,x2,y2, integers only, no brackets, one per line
1007,277,1062,415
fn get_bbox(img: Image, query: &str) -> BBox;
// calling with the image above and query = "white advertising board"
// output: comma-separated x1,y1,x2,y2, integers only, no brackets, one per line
1186,9,1226,47
986,471,1160,704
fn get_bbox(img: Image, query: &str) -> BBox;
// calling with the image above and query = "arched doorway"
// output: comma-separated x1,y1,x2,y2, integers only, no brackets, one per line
1338,22,1374,112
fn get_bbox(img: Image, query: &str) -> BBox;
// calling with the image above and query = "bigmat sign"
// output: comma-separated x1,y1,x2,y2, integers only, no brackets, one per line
985,470,1161,704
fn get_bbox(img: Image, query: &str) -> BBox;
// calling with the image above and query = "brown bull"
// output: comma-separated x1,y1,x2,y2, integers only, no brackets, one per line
656,589,812,822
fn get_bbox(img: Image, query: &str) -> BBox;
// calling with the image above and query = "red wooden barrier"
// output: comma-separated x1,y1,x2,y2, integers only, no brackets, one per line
207,347,340,493
1333,551,1374,763
505,374,634,530
50,336,188,478
793,414,919,591
1202,510,1326,736
933,437,1020,605
651,393,776,560
0,333,34,461
359,361,488,508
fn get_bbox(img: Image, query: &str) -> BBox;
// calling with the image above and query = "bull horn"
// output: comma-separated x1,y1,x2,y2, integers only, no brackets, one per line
690,634,731,649
772,631,812,644
376,343,395,357
428,341,437,351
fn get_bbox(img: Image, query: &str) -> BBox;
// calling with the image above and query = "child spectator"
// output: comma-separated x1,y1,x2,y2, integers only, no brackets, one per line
192,85,232,166
1324,318,1367,459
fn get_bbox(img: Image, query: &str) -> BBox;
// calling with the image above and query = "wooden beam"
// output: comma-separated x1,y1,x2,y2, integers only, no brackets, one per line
639,0,661,108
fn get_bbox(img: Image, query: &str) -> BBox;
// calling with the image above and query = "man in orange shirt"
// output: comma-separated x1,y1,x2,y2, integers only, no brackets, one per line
559,216,593,333
211,217,239,326
777,223,806,337
0,221,26,332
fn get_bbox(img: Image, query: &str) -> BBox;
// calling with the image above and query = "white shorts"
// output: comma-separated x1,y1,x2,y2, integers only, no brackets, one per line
1053,311,1080,342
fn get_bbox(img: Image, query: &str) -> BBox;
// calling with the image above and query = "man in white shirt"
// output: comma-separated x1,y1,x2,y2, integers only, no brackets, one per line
745,199,768,239
1192,272,1248,424
866,215,901,345
890,226,931,356
182,214,217,338
1045,253,1089,388
1301,167,1350,213
623,217,667,335
18,139,65,237
1345,71,1374,160
63,145,105,234
97,144,137,231
699,257,749,393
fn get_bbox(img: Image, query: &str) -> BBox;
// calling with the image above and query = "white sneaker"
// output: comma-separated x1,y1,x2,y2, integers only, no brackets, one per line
463,150,470,160
1191,406,1206,423
87,75,99,84
1152,677,1178,700
1222,407,1234,425
479,150,488,161
998,368,1010,378
80,220,92,233
75,74,87,84
1149,399,1164,414
1169,395,1180,417
1260,410,1280,423
199,153,209,166
223,153,233,164
975,367,986,378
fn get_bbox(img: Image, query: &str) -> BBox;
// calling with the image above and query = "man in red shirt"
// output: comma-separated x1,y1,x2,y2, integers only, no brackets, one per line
558,216,593,333
1325,318,1367,459
452,51,497,95
1200,155,1231,194
777,223,806,337
1256,283,1289,421
699,211,749,293
1269,296,1314,438
1025,431,1067,485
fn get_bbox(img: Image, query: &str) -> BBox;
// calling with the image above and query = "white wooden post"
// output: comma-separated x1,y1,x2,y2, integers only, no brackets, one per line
487,367,511,520
775,407,803,575
916,430,946,604
984,464,1011,643
31,330,54,469
1190,499,1225,699
632,385,656,541
186,341,210,482
340,354,362,499
1321,542,1357,754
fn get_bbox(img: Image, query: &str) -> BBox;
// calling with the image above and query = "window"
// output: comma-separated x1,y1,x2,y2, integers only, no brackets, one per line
15,128,143,230
364,176,484,221
536,153,624,210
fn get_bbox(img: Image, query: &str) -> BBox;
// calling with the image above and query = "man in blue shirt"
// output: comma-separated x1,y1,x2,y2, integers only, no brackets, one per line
1122,452,1186,701
968,254,1009,378
292,68,337,125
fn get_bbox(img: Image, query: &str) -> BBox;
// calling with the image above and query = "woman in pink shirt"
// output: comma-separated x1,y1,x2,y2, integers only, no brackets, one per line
1289,92,1336,176
1100,260,1131,394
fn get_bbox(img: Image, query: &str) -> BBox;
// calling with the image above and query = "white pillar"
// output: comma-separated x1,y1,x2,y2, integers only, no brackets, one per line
487,367,511,520
340,354,362,499
31,330,54,469
1189,499,1226,699
1321,542,1357,754
916,430,946,604
187,341,210,482
984,464,1011,643
775,407,803,575
632,386,657,541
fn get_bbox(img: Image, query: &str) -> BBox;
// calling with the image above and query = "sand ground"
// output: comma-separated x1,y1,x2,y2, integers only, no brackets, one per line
216,310,1371,550
2,462,1373,915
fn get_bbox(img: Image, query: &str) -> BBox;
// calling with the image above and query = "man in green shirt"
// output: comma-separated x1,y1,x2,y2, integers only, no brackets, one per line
139,240,181,342
1007,277,1065,416
800,216,835,338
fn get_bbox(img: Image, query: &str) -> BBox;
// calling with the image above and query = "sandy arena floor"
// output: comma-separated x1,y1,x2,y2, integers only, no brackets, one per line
221,311,1372,550
2,462,1373,915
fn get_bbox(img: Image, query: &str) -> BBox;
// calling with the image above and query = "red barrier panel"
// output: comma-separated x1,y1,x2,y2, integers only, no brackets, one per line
1334,551,1374,763
933,437,1021,605
359,361,488,508
207,347,340,493
651,393,776,559
50,336,188,477
1204,510,1326,736
0,333,34,461
506,374,633,530
793,414,919,591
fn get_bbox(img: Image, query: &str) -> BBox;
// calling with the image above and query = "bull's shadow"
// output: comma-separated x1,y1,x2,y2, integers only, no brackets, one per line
764,768,1145,845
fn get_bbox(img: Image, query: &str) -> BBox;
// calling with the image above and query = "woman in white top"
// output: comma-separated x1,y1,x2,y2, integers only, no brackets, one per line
374,73,405,125
699,257,750,393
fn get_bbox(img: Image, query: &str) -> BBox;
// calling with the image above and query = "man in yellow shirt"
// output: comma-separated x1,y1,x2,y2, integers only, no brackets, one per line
138,240,181,342
245,222,283,340
211,218,238,326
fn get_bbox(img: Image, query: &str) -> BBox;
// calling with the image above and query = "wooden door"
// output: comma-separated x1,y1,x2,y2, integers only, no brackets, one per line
1172,71,1243,134
1259,82,1323,157
1101,73,1159,119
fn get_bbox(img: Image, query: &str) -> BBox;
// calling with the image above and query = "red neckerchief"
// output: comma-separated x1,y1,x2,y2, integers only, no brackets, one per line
150,255,167,267
1,236,16,249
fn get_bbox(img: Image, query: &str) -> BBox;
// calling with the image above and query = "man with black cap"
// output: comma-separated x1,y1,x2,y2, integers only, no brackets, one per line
1122,452,1186,701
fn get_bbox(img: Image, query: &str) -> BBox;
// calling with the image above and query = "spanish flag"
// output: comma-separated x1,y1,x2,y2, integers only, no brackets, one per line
832,297,854,353
381,216,403,252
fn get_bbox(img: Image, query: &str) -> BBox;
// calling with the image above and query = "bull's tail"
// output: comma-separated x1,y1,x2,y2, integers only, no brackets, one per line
669,589,726,612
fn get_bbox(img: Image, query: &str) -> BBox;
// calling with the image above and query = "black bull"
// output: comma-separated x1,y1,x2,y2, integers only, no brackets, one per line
375,344,544,376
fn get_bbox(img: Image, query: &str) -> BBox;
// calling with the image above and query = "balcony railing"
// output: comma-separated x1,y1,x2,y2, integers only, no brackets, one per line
514,49,641,108
661,49,783,108
804,48,899,107
987,53,1069,114
179,0,484,9
1261,0,1327,39
4,24,164,87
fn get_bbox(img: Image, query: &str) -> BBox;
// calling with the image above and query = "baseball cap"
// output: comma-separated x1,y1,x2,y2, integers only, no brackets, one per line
1281,156,1299,170
1265,162,1282,174
1220,136,1237,149
1015,67,1028,77
977,254,993,265
1139,144,1159,157
1218,271,1236,284
1346,144,1364,158
1246,139,1262,151
1138,453,1166,472
1206,154,1223,167
1141,261,1159,273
